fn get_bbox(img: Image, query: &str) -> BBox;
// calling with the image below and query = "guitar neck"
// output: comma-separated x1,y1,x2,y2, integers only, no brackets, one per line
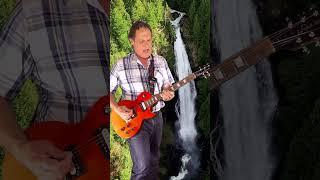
144,38,276,109
209,38,276,89
144,74,197,108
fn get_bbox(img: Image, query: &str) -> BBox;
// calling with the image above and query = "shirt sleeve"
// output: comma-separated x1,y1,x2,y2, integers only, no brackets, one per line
0,1,35,101
110,59,121,94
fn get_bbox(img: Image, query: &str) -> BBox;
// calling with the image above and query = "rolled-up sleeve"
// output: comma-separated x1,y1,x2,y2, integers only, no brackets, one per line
110,59,120,94
0,1,35,101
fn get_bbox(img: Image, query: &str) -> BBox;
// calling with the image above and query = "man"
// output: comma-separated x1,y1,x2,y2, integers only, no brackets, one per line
0,0,109,179
110,21,175,179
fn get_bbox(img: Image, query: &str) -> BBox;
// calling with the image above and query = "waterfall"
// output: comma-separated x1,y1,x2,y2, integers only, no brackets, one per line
169,9,199,179
212,0,278,180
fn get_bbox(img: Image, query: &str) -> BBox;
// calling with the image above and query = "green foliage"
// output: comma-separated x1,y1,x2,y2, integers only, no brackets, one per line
13,80,39,129
0,0,15,31
196,79,210,136
111,0,210,178
131,0,146,22
110,0,176,178
110,127,132,180
110,0,132,52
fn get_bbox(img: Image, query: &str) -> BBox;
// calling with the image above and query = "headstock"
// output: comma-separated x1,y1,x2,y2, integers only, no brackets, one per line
270,9,320,53
194,64,211,79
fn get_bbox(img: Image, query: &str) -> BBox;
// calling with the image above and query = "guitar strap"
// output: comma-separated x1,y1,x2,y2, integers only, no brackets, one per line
148,54,156,95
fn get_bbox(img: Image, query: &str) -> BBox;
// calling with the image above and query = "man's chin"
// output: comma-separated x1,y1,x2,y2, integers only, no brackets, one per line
141,54,151,59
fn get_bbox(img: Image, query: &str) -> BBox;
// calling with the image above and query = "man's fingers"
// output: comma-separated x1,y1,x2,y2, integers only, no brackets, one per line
161,90,174,101
44,142,65,160
61,152,73,172
38,158,62,176
162,83,172,89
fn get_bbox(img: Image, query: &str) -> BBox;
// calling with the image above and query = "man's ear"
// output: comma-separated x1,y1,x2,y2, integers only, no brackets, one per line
129,38,134,46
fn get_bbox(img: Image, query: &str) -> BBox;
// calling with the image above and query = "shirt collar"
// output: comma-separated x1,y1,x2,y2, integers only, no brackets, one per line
132,53,152,67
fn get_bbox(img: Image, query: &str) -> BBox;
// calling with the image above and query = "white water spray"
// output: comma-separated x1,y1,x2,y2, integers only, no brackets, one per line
212,0,278,180
169,9,199,179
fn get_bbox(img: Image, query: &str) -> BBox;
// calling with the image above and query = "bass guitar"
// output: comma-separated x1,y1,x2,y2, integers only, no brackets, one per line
2,96,110,180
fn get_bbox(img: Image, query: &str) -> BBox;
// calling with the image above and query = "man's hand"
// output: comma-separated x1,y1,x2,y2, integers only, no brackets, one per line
12,140,74,180
115,106,134,123
161,83,175,101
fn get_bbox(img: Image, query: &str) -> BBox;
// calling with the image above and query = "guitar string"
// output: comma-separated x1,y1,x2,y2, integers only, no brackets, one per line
72,136,105,154
70,132,105,152
68,15,320,155
208,23,320,79
133,21,294,109
267,13,316,42
271,27,320,49
206,32,298,86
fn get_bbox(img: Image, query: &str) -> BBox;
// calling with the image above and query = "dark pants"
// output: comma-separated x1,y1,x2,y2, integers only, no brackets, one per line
128,112,163,180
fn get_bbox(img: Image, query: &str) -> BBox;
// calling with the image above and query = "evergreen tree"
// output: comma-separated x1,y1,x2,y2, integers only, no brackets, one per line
110,0,131,52
131,0,147,22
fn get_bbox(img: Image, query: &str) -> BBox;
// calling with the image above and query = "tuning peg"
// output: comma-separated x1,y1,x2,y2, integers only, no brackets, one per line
296,38,302,43
315,40,320,47
302,46,310,54
301,16,306,23
203,71,210,79
309,32,315,37
288,21,293,29
314,10,319,16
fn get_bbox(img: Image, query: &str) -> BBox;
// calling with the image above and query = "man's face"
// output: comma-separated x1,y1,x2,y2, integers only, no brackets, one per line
130,27,152,60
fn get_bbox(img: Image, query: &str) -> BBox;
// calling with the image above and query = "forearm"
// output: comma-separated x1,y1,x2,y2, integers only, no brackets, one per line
0,97,27,153
110,94,119,111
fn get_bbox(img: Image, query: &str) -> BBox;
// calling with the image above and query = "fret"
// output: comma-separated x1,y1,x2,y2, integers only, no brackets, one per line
233,56,246,69
209,38,275,89
142,74,198,109
213,69,224,80
241,39,275,66
182,78,188,85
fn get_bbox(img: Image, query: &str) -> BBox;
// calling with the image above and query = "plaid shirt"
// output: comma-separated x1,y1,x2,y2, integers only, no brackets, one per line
110,53,175,112
0,0,109,124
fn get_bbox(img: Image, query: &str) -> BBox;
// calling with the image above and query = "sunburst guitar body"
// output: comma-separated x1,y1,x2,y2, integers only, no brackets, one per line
111,92,157,139
2,96,110,180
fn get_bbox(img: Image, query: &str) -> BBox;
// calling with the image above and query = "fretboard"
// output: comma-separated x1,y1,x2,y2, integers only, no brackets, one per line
209,38,276,89
143,74,197,109
142,38,276,109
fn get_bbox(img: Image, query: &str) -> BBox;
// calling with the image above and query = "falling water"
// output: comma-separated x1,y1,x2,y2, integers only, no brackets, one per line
212,0,278,180
169,9,199,179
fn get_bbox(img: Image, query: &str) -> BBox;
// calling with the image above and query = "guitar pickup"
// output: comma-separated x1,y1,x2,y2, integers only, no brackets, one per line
95,127,110,160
